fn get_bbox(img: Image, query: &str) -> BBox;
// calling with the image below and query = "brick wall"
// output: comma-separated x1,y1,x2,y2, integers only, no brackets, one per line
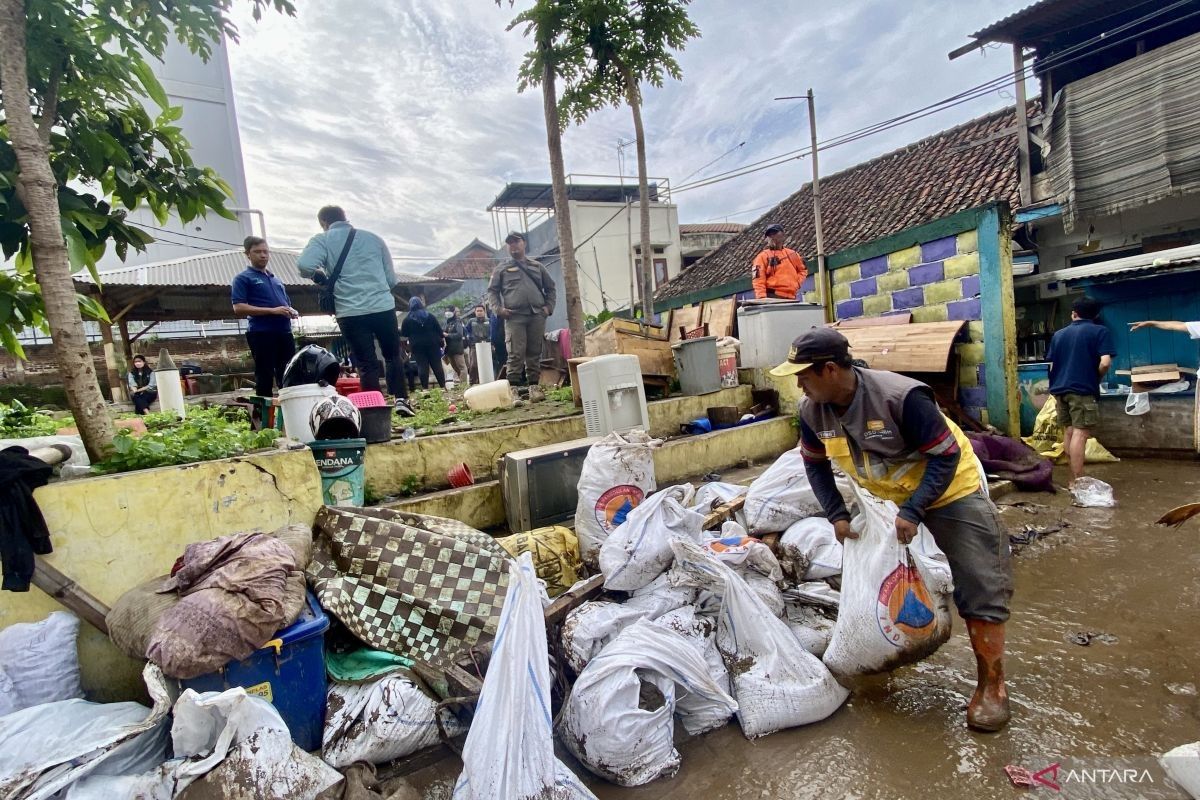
802,230,990,424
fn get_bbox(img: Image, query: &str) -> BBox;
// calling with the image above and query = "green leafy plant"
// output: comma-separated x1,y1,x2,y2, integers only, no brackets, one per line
0,400,70,437
545,386,575,403
91,405,278,474
396,388,479,434
399,474,422,497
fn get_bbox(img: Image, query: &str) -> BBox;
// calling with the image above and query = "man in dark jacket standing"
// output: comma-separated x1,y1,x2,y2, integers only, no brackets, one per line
465,304,491,385
487,232,555,400
442,306,468,383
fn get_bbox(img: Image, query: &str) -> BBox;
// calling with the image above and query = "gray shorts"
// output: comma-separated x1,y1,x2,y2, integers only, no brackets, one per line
922,491,1013,623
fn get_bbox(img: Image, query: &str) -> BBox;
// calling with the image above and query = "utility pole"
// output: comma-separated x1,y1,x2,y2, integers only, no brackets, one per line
806,89,829,321
1013,45,1032,207
776,90,830,320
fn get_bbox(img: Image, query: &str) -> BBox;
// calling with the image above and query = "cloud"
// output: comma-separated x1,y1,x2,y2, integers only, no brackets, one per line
223,0,1031,269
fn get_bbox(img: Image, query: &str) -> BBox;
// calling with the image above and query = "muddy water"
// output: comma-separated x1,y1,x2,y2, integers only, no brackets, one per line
408,460,1200,799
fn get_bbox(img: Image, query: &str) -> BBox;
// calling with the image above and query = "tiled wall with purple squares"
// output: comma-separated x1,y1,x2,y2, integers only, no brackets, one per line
805,229,990,423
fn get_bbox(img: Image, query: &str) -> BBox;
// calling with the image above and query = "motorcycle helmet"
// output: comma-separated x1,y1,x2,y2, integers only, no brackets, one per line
282,344,340,387
309,395,362,440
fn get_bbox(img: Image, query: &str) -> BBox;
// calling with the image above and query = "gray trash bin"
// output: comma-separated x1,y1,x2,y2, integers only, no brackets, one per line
672,336,722,396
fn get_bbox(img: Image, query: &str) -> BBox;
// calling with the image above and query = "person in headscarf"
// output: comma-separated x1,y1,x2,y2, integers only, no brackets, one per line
400,296,446,389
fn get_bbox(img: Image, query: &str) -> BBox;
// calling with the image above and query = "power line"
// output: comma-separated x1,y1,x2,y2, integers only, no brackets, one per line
678,140,747,185
671,1,1195,195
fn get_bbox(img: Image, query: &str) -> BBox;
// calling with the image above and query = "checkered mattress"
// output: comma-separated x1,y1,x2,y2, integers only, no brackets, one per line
308,507,510,667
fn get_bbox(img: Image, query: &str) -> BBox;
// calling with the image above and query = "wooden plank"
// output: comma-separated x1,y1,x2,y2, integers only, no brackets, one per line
838,320,966,373
544,573,605,625
701,496,746,530
670,305,702,342
613,317,667,340
584,318,618,356
701,298,736,338
32,558,111,635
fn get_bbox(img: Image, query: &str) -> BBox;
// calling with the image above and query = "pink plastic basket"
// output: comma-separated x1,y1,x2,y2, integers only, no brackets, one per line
347,391,387,409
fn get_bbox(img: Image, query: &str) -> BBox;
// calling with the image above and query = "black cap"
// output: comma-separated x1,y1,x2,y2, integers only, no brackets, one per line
505,231,526,243
769,327,850,376
764,223,784,235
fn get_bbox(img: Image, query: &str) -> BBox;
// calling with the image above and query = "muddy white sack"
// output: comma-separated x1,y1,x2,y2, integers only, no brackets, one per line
561,601,649,674
1159,741,1200,799
454,554,596,800
669,537,849,739
650,606,731,696
575,431,659,570
743,448,853,534
559,620,737,787
822,484,954,679
778,517,843,580
323,675,462,768
600,484,703,591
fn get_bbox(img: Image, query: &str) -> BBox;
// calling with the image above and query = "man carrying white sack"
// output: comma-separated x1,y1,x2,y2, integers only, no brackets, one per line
770,327,1014,732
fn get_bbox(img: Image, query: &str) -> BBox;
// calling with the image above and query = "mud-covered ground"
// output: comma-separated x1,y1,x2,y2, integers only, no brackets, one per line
408,459,1200,799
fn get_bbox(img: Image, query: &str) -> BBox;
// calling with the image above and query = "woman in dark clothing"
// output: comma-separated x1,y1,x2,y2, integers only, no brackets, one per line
126,354,158,415
400,296,446,389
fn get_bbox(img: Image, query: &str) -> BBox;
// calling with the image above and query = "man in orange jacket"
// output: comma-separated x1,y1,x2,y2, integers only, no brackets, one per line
752,223,808,299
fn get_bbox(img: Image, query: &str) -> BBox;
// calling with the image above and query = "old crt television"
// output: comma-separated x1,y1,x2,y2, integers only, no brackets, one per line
501,436,600,533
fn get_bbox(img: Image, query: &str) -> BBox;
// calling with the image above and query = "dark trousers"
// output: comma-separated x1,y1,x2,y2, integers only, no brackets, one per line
246,330,296,397
132,390,157,415
504,312,546,387
339,310,407,399
412,342,446,389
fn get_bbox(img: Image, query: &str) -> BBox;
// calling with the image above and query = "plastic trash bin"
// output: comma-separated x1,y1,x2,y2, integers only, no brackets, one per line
178,591,330,751
671,336,721,396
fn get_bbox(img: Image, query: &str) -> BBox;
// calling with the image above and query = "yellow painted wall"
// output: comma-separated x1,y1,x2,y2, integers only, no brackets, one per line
365,386,752,497
388,416,799,530
3,449,324,702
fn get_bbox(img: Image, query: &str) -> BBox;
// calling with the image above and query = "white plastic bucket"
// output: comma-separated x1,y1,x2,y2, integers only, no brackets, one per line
279,384,335,441
464,379,514,412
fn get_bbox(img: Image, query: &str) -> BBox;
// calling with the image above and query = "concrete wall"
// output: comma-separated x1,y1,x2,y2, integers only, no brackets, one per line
365,386,752,497
3,450,323,702
391,415,800,530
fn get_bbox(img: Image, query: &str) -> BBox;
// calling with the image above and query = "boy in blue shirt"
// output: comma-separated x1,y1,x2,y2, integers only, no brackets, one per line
1047,297,1114,487
231,236,297,396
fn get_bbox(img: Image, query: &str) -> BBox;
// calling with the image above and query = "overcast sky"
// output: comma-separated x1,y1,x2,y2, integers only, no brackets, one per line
225,0,1031,273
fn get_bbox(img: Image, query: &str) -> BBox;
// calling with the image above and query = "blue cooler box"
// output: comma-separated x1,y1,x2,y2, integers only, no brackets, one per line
179,591,330,751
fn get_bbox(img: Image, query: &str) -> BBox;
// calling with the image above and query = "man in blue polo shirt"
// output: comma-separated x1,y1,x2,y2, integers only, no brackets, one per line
231,236,297,397
1047,297,1114,487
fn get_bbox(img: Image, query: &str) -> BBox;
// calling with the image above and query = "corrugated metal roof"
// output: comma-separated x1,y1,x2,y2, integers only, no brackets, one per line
486,181,659,211
970,0,1154,44
74,249,462,321
1015,243,1200,286
81,249,441,288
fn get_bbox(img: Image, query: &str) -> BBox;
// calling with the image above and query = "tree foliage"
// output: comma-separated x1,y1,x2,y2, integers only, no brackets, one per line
0,0,295,354
557,0,699,127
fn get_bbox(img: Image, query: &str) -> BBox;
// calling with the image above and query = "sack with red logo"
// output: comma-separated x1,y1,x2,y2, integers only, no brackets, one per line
575,431,660,570
822,482,954,679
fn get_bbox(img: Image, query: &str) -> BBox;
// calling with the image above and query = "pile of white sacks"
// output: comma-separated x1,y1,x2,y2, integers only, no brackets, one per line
561,440,959,787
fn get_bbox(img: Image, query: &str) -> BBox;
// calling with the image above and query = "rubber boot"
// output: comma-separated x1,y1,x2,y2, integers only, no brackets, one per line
965,618,1010,732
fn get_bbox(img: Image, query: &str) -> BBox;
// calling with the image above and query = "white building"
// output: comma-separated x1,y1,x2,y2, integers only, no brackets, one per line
487,180,682,327
98,35,254,271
